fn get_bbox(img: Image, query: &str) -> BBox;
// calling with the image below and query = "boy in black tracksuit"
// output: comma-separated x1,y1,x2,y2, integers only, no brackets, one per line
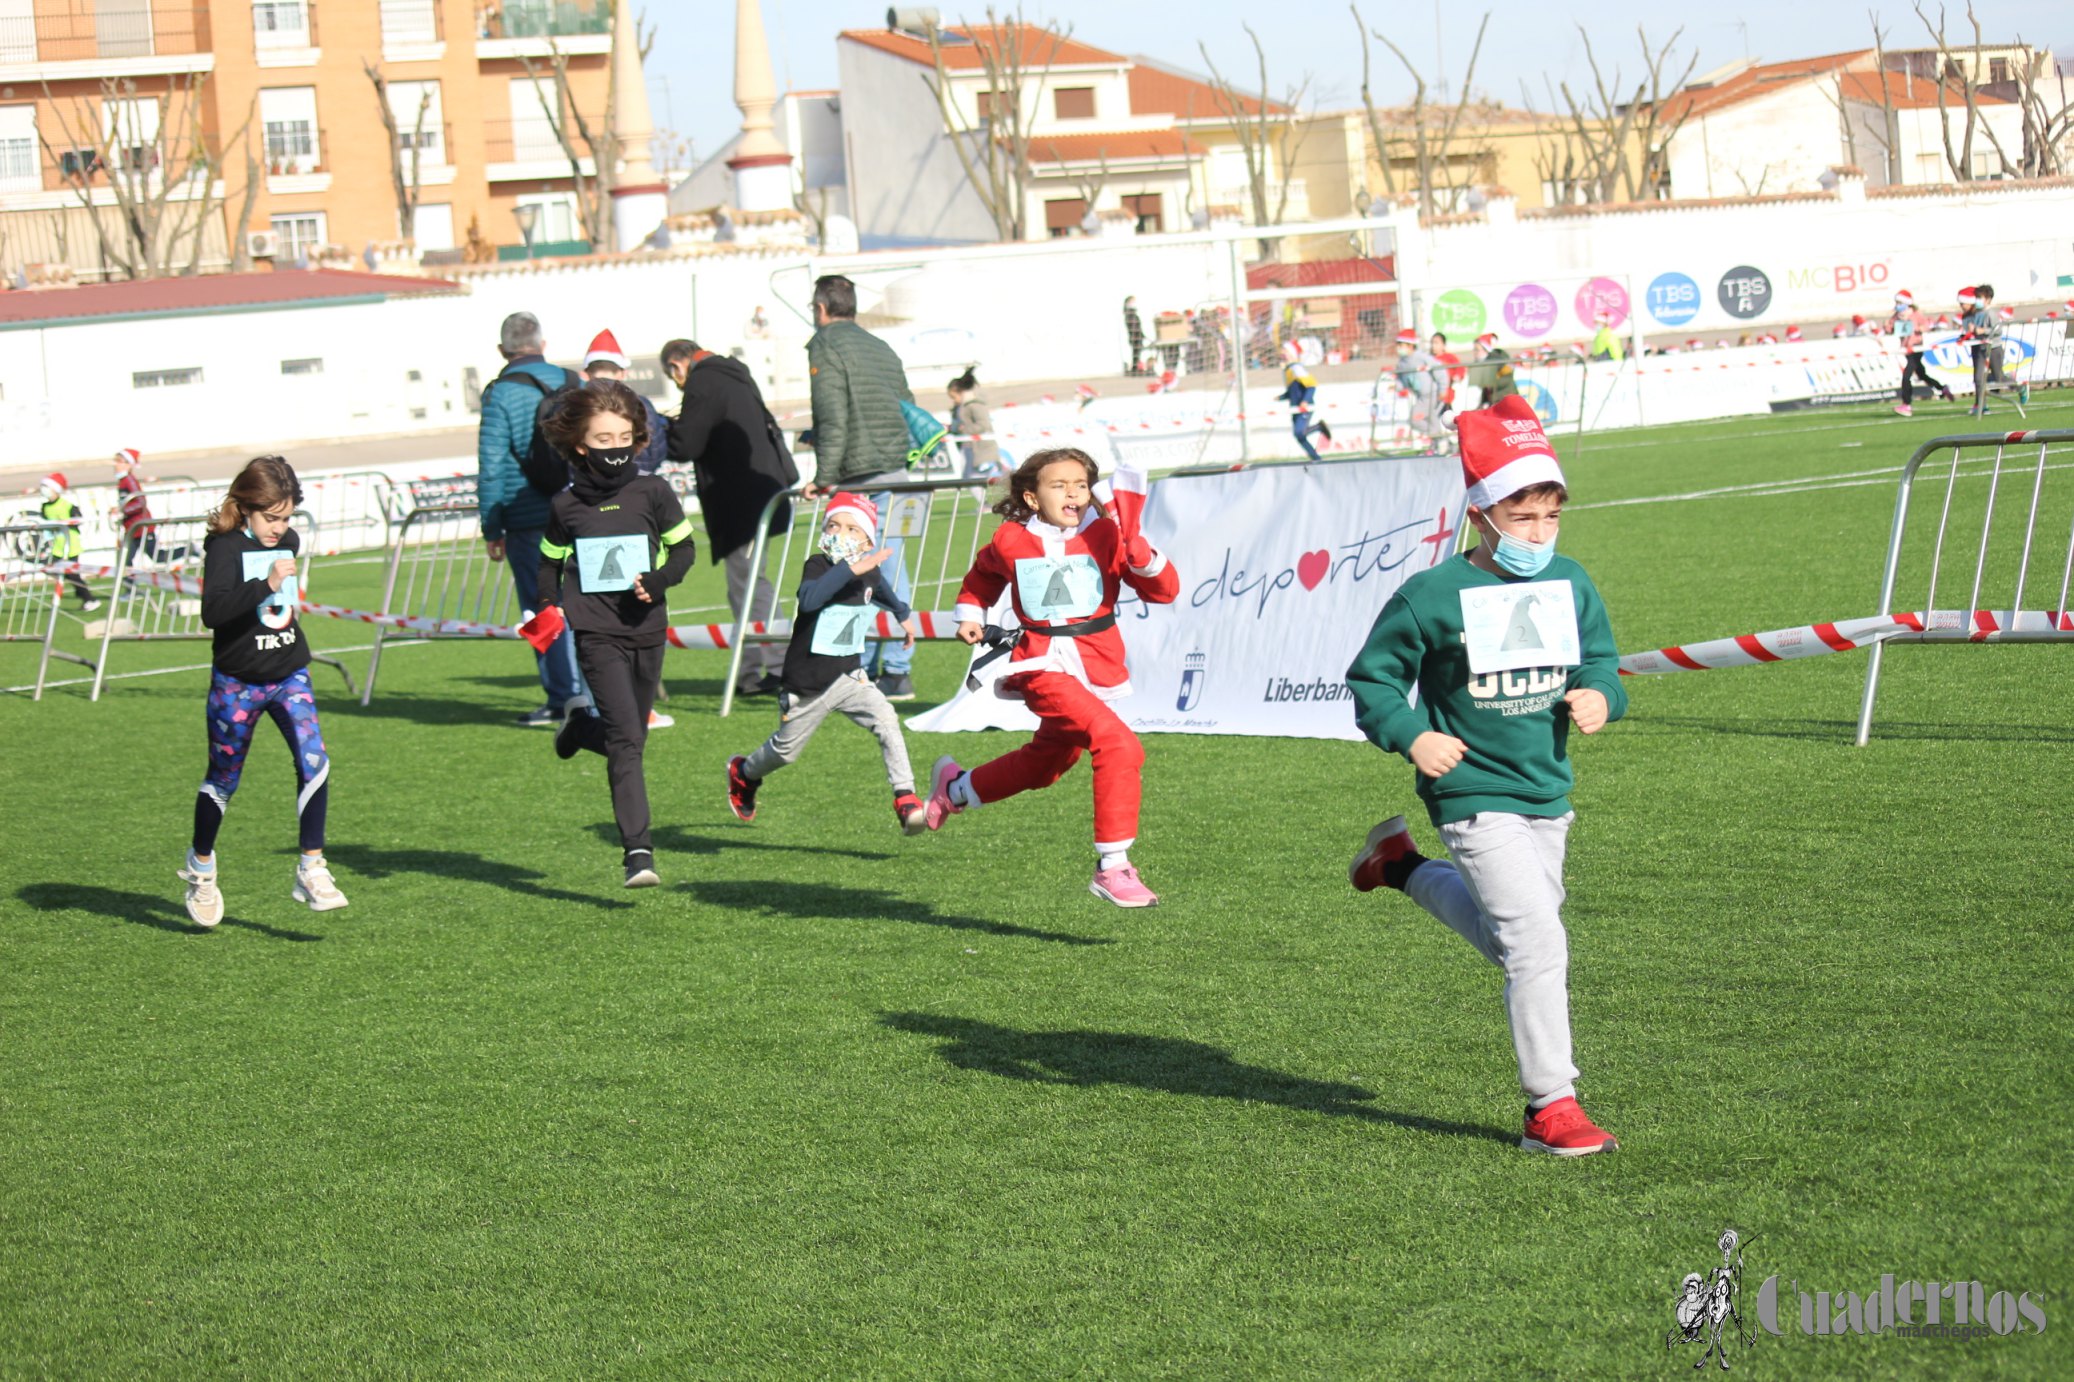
725,491,924,832
533,382,695,888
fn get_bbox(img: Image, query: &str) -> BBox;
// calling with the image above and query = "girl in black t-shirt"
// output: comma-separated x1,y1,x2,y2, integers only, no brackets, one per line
534,381,696,888
178,456,346,928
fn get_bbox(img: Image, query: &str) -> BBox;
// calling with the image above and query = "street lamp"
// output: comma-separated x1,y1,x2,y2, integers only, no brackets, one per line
512,202,538,260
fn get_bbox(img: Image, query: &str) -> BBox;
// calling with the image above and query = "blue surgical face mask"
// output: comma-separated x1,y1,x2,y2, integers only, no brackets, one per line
1482,514,1556,578
818,526,870,563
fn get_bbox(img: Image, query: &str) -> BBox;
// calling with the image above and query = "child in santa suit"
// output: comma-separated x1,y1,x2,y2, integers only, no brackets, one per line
924,448,1180,907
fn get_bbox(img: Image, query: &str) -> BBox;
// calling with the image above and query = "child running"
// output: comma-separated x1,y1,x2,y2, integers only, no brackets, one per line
1345,396,1627,1155
179,456,344,927
534,379,695,889
925,449,1180,906
726,492,925,831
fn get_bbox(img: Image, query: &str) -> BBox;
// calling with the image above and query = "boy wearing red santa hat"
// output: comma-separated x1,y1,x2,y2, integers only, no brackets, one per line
1345,395,1627,1155
926,450,1180,906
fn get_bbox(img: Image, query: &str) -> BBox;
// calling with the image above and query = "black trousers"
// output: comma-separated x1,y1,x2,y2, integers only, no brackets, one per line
1899,351,1944,404
571,634,663,855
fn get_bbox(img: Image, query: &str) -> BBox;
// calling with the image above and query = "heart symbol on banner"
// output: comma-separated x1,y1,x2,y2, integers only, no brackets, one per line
1296,550,1330,591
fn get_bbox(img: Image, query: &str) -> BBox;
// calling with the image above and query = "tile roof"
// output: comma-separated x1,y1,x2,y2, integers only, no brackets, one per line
840,25,1124,71
1837,69,2014,108
0,268,462,329
1660,50,1873,122
1126,61,1288,120
1025,130,1202,165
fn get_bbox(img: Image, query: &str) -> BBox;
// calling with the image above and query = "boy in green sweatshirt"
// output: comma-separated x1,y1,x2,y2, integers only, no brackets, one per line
1345,394,1628,1156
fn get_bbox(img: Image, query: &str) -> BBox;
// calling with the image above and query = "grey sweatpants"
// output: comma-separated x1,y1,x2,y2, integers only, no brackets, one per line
1404,811,1580,1105
743,670,914,792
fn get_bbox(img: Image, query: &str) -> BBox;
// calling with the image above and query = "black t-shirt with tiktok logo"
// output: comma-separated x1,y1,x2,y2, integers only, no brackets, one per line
200,527,309,683
538,476,695,647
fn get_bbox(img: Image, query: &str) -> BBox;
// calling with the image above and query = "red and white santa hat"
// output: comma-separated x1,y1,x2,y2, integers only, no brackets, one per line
1395,328,1419,347
1997,305,2016,321
582,328,630,370
1280,339,1301,364
1851,314,1867,327
114,447,141,467
1957,286,1978,306
1894,289,1914,307
1933,314,1952,327
823,491,878,544
1456,395,1564,510
1474,331,1499,349
1832,323,1849,337
1784,324,1804,341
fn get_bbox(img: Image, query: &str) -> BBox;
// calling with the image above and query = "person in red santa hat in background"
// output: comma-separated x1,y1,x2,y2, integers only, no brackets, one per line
580,329,671,474
926,450,1180,907
32,472,99,610
110,447,159,571
1783,325,1804,343
1889,289,1951,416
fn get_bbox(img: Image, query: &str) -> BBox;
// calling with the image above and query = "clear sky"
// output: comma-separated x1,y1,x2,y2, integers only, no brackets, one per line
645,0,2072,178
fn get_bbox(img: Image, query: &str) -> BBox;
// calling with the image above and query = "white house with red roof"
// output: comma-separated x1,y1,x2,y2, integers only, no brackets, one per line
1659,50,2026,198
836,20,1289,246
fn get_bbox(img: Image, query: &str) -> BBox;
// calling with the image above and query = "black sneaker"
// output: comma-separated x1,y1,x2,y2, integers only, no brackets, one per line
554,698,592,760
1315,419,1333,443
877,672,916,702
624,852,660,888
726,755,760,821
519,704,556,727
736,673,783,698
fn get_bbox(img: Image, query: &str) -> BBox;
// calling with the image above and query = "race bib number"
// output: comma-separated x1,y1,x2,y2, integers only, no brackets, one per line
575,534,648,593
242,549,297,631
809,602,872,658
1460,579,1580,675
1014,553,1102,623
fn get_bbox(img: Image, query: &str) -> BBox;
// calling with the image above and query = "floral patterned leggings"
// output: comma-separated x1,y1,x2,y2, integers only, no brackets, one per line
194,666,330,854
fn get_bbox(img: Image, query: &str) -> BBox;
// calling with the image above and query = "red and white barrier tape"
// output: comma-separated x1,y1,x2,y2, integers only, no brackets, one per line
1619,608,2074,675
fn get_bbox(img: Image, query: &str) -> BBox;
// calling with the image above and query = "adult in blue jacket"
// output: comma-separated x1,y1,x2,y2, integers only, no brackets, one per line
479,310,586,725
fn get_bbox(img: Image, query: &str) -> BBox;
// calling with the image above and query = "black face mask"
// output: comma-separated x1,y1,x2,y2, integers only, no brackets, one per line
585,446,636,469
570,444,638,500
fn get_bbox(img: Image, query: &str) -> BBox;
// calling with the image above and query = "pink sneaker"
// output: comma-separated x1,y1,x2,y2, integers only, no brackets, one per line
1090,865,1159,908
1893,403,1913,417
924,756,964,831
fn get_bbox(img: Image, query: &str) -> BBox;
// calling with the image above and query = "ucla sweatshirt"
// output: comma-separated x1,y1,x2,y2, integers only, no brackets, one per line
1347,550,1627,825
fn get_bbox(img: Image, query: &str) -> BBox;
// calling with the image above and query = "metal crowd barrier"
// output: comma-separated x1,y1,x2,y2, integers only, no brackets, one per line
717,473,1001,716
1857,428,2074,744
0,521,97,698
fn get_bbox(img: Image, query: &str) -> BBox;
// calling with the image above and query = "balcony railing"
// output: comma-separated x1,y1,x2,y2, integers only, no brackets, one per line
0,133,223,197
0,5,212,65
481,0,608,40
253,0,315,49
262,124,325,176
379,0,442,46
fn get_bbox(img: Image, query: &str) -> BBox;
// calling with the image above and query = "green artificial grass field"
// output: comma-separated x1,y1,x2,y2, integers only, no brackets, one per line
3,400,2070,1379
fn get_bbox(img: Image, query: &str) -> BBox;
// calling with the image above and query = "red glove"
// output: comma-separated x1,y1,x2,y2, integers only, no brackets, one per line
518,604,566,653
1125,535,1155,570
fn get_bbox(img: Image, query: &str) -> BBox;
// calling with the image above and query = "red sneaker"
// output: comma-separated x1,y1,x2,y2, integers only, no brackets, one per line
894,791,927,835
1349,814,1424,892
1521,1097,1619,1156
726,755,759,822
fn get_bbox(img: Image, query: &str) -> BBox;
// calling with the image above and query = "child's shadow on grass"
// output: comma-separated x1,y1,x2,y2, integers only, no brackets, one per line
322,844,633,911
331,694,523,730
686,880,1110,947
16,883,322,942
591,823,893,862
881,1012,1515,1146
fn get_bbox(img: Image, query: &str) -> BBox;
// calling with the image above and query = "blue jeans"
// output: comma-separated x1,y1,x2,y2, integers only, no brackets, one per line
865,489,914,676
504,527,588,709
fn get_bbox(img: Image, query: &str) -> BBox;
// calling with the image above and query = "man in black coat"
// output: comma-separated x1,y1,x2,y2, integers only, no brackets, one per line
662,338,799,696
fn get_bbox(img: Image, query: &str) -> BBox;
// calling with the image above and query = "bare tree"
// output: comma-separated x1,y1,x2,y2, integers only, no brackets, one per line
793,184,832,245
918,8,1068,242
36,74,249,280
363,60,435,240
1198,24,1314,258
2009,40,2073,175
516,40,614,246
1351,8,1491,217
1525,25,1694,204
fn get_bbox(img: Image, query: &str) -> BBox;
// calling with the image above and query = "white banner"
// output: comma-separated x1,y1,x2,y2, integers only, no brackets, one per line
908,455,1463,740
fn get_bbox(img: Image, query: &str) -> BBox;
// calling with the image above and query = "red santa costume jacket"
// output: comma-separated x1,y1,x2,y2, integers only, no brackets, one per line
954,511,1180,700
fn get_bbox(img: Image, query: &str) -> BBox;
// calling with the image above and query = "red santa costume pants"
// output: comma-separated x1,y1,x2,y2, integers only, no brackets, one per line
968,670,1144,850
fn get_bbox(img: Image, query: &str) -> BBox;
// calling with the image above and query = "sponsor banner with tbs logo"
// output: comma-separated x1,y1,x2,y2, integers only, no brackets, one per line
907,455,1463,739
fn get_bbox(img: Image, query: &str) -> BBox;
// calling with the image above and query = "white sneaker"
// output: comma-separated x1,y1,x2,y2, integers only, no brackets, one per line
177,855,223,928
293,857,349,911
648,709,675,729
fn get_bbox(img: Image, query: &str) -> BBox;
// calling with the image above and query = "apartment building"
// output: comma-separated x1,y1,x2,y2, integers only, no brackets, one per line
0,0,613,281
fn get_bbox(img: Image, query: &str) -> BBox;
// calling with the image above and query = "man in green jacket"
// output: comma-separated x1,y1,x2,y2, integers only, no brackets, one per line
803,274,920,697
1468,332,1519,408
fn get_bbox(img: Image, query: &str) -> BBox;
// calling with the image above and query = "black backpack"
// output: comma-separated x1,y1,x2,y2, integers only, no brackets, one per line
493,365,581,497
